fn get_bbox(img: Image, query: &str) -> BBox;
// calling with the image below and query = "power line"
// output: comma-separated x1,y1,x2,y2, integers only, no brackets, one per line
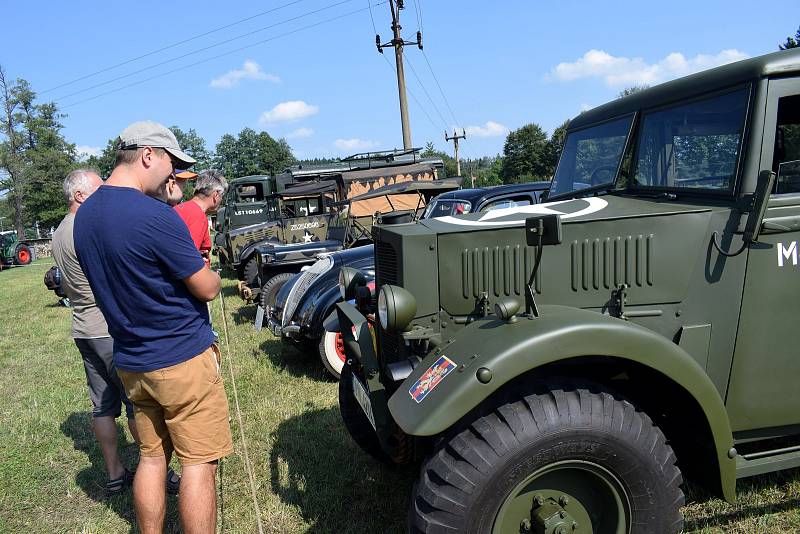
421,48,461,128
55,0,356,103
411,0,423,32
403,56,448,130
42,0,311,95
378,54,439,133
366,0,379,35
62,3,387,109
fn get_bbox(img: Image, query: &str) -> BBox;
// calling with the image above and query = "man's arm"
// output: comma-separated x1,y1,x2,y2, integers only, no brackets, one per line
183,266,221,302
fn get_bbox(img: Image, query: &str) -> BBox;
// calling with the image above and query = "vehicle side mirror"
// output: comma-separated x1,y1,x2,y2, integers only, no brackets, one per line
525,214,562,247
743,170,775,243
539,190,549,202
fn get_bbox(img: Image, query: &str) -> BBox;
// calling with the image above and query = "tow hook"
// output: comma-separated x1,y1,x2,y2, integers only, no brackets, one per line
521,494,578,534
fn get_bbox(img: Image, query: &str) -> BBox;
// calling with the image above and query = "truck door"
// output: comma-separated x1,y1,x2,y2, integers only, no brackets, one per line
727,78,800,433
278,196,329,244
231,182,273,230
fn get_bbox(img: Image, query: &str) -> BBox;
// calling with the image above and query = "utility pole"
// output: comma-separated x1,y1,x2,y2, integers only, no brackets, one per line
445,129,467,181
376,0,422,150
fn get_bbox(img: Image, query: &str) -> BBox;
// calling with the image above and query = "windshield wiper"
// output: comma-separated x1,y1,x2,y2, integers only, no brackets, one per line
547,182,614,202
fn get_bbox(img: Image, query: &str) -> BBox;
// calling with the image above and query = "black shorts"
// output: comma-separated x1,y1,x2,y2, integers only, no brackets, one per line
74,337,134,419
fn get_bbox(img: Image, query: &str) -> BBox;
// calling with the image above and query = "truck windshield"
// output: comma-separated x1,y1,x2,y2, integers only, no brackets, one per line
549,115,633,197
631,87,749,193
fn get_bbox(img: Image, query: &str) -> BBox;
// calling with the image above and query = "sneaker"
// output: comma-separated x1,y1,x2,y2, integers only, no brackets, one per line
166,467,181,496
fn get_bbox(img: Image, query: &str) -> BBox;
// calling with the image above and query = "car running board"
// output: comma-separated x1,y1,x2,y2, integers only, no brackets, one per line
735,445,800,479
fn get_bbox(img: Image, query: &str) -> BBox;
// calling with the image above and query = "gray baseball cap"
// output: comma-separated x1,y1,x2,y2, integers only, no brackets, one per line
116,120,196,167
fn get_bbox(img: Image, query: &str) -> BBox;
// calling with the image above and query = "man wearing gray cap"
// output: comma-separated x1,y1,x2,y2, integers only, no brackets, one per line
75,121,233,534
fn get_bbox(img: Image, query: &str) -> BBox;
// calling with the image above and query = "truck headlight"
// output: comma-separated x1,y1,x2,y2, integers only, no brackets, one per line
339,267,366,300
377,285,416,332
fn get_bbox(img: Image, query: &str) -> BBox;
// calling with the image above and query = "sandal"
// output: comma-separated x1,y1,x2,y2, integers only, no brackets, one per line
106,467,134,496
166,467,181,496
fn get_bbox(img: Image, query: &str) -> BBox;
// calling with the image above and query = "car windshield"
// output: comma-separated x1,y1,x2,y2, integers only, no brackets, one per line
549,115,633,197
423,199,472,219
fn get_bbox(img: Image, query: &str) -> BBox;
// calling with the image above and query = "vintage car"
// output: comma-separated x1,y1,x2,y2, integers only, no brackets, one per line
267,181,551,378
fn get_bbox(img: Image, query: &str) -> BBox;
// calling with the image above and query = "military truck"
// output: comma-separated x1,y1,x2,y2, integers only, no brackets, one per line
213,150,445,292
0,230,34,268
334,48,800,533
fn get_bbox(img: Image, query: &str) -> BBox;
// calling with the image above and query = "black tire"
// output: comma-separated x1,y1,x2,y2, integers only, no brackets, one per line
241,256,259,288
14,243,32,265
318,330,345,380
339,364,392,464
409,387,684,534
259,272,295,311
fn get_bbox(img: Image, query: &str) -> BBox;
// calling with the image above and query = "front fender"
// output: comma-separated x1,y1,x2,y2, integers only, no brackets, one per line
388,304,736,502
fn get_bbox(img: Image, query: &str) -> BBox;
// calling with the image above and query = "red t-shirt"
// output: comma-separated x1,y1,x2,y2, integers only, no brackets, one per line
174,200,211,254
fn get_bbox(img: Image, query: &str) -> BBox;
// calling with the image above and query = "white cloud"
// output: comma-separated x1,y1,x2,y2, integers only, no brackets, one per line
549,49,749,87
259,100,319,125
209,60,280,89
285,127,314,139
333,138,380,151
464,121,508,138
76,145,102,160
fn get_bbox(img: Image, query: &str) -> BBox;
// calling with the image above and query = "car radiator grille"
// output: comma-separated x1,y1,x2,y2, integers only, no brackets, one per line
281,257,333,327
375,241,398,286
377,325,401,364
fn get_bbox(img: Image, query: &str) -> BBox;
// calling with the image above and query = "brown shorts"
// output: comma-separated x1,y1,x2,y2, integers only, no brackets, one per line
118,345,234,466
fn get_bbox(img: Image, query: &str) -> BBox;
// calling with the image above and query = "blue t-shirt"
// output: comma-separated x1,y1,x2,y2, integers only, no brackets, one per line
74,185,213,372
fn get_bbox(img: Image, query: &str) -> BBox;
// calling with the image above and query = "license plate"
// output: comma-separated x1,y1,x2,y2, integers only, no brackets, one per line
351,373,376,430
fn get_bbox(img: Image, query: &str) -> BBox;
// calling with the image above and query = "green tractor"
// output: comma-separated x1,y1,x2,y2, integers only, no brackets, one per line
0,231,34,268
335,48,800,533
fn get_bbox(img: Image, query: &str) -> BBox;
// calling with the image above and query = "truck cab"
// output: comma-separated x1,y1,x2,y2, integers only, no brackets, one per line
334,49,800,533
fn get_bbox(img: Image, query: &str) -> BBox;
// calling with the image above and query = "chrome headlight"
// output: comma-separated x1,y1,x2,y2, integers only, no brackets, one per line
377,285,416,332
339,267,366,300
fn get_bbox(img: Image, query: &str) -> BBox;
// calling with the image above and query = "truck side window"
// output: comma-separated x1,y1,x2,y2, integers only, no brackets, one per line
237,184,264,202
773,94,800,194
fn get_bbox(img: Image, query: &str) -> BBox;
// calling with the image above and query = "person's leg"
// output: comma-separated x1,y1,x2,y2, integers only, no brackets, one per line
178,462,218,534
75,338,126,480
133,454,167,534
92,416,125,480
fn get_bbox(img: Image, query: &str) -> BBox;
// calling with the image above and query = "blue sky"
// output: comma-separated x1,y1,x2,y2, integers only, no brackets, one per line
1,1,798,162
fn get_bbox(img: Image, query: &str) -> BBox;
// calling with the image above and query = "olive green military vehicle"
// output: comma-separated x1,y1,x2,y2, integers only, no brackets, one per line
213,150,445,293
213,173,335,287
335,48,800,533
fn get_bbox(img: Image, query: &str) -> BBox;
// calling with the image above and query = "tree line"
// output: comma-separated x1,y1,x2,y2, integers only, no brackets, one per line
2,26,798,238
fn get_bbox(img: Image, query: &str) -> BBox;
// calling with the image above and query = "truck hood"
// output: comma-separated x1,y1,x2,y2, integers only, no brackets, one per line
422,193,713,234
431,193,727,317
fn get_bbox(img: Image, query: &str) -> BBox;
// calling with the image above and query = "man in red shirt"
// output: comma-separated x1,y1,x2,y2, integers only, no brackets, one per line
174,169,228,266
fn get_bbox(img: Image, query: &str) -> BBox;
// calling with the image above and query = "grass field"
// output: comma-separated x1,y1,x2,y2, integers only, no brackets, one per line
1,258,799,533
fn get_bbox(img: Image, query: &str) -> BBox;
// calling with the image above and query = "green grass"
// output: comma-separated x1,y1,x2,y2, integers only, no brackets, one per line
1,258,799,532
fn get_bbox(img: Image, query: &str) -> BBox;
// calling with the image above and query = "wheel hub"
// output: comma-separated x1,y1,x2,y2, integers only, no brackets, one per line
523,494,578,534
492,460,630,534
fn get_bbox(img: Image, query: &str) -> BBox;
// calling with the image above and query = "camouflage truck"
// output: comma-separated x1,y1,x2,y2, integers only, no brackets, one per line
334,48,800,533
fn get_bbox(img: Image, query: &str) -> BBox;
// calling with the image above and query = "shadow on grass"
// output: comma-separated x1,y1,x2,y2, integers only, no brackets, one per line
683,468,800,531
60,412,181,533
269,407,414,533
258,338,331,382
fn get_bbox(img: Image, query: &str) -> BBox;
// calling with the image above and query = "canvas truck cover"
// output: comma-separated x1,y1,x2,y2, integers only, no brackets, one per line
341,162,439,216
